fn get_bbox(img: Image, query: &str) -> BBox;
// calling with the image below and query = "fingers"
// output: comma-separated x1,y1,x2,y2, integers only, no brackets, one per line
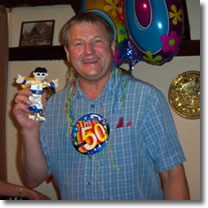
13,91,39,129
14,88,32,106
42,92,47,105
13,100,30,115
25,188,51,200
36,191,51,200
13,88,32,121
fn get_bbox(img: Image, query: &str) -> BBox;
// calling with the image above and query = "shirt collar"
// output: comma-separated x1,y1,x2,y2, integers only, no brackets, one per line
74,65,120,98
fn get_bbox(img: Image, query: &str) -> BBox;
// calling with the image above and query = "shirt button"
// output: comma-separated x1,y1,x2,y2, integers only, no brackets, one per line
86,181,91,185
91,104,95,108
88,155,92,159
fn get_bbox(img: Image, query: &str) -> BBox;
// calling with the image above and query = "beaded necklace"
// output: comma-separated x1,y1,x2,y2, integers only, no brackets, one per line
65,66,126,136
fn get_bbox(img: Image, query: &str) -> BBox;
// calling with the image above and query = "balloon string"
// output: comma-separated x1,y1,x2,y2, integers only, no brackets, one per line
65,69,76,136
109,143,120,172
65,67,127,139
94,158,113,200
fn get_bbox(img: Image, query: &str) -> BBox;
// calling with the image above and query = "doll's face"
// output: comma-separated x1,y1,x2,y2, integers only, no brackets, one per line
33,72,48,81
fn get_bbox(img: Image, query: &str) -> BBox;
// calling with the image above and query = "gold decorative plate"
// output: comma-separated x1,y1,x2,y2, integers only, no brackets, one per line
168,71,200,119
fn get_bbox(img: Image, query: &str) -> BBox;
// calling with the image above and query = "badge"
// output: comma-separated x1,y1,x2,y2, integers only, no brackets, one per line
71,113,110,155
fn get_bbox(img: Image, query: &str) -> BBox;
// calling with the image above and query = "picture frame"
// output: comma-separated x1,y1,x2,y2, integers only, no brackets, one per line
19,20,55,47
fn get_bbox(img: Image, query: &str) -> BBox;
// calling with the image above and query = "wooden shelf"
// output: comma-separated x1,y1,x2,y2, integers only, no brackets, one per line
9,40,200,61
9,46,67,61
177,39,200,56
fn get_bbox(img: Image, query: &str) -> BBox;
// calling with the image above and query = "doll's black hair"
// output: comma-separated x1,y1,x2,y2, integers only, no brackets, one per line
34,67,48,73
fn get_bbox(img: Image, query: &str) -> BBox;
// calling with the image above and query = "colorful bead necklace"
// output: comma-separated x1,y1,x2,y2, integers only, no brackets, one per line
65,66,126,136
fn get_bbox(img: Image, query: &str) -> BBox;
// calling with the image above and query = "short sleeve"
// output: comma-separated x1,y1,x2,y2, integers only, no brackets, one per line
141,89,186,173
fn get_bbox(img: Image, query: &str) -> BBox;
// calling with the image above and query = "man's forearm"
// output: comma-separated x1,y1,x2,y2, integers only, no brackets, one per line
20,128,48,188
162,164,190,200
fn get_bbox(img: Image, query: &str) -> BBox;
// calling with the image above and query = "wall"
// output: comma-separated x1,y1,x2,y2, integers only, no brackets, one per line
6,1,200,200
7,5,75,200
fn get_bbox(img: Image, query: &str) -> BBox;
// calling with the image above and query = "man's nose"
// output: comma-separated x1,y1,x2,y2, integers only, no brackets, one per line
84,42,94,54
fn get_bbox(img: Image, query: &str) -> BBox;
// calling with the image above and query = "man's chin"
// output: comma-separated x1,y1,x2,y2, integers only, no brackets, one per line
80,73,104,82
81,70,101,78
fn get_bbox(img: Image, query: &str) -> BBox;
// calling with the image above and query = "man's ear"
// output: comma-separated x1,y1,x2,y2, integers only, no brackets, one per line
64,46,70,62
111,40,116,55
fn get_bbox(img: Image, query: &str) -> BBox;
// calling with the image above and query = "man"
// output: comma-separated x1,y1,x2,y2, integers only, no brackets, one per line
13,12,189,200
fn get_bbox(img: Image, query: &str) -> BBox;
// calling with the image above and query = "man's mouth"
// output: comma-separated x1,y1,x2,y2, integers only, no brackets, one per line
83,58,98,63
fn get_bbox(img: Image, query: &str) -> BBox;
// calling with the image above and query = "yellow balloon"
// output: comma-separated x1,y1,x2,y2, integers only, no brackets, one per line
81,0,129,66
82,0,128,43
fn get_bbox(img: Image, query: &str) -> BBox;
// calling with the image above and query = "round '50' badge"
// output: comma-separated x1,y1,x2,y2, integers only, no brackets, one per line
71,113,110,155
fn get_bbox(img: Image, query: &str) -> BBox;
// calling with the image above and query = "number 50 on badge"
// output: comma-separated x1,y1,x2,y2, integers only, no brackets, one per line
71,113,110,155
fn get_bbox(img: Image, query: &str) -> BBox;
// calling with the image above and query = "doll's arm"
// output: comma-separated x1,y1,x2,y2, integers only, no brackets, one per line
52,79,59,88
16,74,25,84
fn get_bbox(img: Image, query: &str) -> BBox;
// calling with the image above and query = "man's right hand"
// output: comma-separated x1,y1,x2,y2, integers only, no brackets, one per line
13,88,38,130
13,88,49,188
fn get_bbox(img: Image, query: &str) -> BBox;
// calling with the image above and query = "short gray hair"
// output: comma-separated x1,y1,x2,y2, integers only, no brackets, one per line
62,12,115,49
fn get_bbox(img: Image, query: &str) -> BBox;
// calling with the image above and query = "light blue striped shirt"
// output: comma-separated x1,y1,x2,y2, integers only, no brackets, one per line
40,68,186,200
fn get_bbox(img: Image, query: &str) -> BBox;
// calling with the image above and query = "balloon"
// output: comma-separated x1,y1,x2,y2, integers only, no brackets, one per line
121,40,142,73
124,0,184,65
81,0,129,67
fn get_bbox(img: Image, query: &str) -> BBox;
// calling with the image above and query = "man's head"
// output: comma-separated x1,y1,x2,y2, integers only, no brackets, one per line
62,12,116,83
62,12,115,50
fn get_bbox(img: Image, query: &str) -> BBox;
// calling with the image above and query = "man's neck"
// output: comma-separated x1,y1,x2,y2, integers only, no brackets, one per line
79,72,111,101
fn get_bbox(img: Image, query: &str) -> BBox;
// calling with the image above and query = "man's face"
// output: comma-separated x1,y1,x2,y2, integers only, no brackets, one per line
65,21,115,82
34,72,48,82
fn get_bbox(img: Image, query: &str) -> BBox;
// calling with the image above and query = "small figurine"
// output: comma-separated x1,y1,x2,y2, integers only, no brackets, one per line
16,67,59,121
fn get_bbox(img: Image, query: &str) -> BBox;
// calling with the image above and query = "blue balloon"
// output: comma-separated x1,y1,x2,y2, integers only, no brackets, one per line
125,0,169,54
124,0,184,65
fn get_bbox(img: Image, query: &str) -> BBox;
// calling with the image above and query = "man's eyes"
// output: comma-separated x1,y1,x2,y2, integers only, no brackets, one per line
74,42,83,46
72,39,103,47
94,39,102,44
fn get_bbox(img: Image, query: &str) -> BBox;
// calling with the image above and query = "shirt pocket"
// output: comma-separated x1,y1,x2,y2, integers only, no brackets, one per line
111,126,134,143
109,126,138,167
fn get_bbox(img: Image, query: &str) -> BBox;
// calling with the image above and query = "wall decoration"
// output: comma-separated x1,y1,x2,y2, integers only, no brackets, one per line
19,20,55,47
168,71,200,119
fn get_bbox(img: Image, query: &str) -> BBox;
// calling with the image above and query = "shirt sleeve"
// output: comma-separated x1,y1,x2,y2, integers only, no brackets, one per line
141,88,186,173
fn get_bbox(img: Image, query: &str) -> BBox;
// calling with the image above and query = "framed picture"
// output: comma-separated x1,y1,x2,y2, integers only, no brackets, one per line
19,20,55,47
